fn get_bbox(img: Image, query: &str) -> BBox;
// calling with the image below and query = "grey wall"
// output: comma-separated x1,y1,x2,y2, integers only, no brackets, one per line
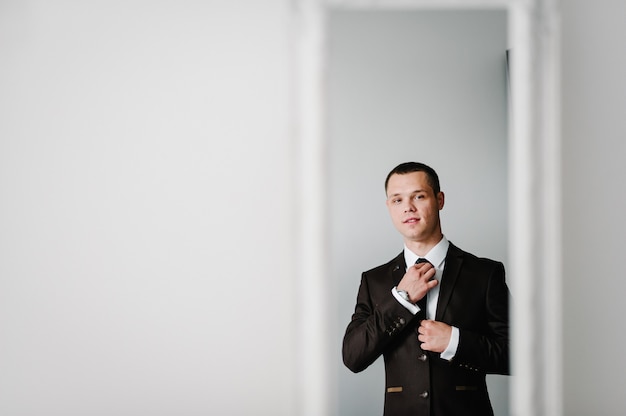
327,10,509,416
561,1,626,414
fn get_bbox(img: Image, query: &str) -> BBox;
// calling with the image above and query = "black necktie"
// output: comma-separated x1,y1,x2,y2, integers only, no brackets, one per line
415,258,431,320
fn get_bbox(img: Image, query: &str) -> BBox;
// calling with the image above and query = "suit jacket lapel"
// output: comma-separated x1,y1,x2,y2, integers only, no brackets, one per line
435,243,463,321
390,252,406,287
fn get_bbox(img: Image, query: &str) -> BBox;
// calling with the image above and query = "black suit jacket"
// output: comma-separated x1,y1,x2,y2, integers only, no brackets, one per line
342,243,510,416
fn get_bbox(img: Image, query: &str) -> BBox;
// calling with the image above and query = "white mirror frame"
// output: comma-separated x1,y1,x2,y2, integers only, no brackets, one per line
292,0,561,415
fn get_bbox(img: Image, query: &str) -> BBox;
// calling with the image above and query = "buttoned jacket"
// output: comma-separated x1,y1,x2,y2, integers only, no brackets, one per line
342,242,510,416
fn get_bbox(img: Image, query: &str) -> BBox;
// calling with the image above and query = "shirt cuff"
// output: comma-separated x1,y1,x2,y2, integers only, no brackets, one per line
391,286,420,315
440,326,460,361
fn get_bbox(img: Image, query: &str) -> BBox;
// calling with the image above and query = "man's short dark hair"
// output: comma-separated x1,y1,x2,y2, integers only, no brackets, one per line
384,162,441,195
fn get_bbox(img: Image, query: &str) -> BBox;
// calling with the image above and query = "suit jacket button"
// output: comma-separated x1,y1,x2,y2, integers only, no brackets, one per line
418,353,427,362
419,391,429,399
398,317,405,325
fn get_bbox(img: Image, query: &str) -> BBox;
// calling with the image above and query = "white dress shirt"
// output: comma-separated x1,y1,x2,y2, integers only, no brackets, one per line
391,236,460,360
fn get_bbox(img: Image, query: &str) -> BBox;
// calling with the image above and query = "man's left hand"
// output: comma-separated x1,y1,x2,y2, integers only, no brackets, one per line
417,320,452,353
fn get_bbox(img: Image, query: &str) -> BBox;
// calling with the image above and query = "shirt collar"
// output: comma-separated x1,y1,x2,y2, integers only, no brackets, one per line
404,236,449,269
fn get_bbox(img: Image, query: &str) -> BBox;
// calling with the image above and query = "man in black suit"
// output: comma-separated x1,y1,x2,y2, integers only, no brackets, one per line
342,162,510,416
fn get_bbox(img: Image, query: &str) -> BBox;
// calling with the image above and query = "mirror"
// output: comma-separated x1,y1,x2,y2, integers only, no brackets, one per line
293,1,561,415
327,8,510,416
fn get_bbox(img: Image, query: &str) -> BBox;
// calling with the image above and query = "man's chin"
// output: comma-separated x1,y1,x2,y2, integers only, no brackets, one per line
402,232,424,242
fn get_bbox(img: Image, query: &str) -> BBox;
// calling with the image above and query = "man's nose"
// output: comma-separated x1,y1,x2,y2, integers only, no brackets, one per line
403,201,416,212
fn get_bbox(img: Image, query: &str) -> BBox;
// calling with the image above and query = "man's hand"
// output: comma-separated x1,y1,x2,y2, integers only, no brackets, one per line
418,320,452,353
397,261,438,303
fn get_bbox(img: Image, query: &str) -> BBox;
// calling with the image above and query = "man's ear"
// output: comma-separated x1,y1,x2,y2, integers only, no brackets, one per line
437,191,445,210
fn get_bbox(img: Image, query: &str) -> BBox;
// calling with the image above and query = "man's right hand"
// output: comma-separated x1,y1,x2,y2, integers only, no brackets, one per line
397,262,438,303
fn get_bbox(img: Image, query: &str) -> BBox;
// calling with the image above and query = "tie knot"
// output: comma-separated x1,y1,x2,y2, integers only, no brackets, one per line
415,258,431,265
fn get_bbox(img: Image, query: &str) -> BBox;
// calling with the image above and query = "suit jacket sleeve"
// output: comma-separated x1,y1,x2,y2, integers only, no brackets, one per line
452,260,510,375
342,265,417,373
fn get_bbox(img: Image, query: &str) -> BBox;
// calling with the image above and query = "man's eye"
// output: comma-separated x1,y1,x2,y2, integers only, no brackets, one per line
393,199,401,204
414,195,423,200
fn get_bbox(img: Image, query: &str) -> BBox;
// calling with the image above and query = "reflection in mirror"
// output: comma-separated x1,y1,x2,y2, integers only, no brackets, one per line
327,9,510,415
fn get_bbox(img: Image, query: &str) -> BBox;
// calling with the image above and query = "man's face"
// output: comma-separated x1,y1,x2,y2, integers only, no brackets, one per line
385,171,445,246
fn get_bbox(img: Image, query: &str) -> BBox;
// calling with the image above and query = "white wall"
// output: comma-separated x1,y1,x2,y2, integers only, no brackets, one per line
561,1,626,414
327,10,509,416
3,2,625,415
0,2,296,415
